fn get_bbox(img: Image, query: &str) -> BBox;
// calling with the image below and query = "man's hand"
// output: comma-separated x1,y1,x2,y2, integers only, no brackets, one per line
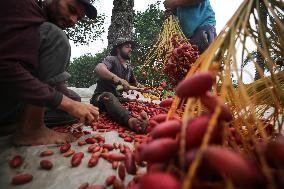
59,96,99,125
118,79,131,91
136,83,144,88
135,83,145,92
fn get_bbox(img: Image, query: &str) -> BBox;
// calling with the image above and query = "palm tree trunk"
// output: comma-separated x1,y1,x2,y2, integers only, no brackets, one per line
255,1,267,80
107,0,134,51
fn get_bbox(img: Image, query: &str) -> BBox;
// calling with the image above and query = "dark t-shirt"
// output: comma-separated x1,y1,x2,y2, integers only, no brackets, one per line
95,56,137,97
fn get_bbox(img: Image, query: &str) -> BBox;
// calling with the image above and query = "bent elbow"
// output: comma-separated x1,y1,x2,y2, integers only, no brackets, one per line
95,64,102,74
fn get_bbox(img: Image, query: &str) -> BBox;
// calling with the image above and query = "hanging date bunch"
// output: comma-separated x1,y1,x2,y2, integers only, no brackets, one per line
140,15,190,86
164,34,199,85
126,0,284,188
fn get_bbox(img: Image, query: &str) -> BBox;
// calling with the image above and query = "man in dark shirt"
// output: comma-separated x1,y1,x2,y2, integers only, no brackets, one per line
90,38,149,133
0,0,99,145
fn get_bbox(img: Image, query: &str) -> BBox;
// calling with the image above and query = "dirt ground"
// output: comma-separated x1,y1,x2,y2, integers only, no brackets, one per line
0,88,152,189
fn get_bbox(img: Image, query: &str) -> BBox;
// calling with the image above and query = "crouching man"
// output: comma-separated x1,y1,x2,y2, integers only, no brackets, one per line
90,38,148,133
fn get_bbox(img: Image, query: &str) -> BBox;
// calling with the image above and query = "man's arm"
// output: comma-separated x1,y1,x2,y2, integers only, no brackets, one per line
58,95,99,124
95,63,131,90
0,61,62,108
164,0,204,9
95,63,118,82
0,62,99,124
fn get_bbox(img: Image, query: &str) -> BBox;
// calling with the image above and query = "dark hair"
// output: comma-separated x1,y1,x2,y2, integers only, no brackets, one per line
110,38,136,56
110,42,131,56
110,45,121,56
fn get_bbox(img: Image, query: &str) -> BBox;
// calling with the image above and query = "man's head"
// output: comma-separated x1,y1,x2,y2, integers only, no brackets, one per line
44,0,97,29
111,38,136,60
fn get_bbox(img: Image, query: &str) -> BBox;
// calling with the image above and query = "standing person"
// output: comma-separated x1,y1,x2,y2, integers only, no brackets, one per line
90,38,148,133
0,0,99,145
164,0,217,53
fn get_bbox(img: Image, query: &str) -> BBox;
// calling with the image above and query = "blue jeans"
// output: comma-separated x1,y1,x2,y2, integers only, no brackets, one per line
189,25,217,54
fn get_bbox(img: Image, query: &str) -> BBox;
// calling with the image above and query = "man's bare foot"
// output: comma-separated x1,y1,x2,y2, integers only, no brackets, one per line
12,126,76,146
128,111,149,133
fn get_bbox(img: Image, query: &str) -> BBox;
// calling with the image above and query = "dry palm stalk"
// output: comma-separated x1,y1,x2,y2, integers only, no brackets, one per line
161,0,284,189
134,1,283,189
140,15,199,86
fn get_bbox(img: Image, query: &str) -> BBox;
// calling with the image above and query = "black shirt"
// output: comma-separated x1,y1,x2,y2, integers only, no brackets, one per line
95,56,137,97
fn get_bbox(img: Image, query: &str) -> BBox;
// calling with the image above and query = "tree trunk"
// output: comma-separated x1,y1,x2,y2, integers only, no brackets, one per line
254,1,267,80
107,0,134,51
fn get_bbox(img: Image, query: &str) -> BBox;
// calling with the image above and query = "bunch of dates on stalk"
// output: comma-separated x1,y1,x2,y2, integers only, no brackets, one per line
127,72,284,189
164,33,199,86
123,99,169,120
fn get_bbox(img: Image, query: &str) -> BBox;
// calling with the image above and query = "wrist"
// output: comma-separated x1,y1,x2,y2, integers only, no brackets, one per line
111,74,118,83
112,75,120,83
58,95,73,111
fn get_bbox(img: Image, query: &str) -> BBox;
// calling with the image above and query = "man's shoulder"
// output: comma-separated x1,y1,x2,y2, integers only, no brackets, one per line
0,0,46,22
104,55,119,64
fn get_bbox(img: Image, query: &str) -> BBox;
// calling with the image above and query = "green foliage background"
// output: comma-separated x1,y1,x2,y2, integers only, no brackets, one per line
132,1,165,84
65,0,106,45
67,50,108,87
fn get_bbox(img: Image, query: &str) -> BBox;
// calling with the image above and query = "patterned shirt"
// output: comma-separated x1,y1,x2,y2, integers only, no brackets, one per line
95,56,137,96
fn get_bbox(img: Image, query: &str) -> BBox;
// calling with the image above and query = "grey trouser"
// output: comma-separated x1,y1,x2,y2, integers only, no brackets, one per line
0,22,74,125
90,92,131,127
38,22,71,85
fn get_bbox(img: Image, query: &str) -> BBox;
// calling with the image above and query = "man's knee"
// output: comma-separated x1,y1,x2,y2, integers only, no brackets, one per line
39,22,69,43
39,22,70,54
38,22,71,83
